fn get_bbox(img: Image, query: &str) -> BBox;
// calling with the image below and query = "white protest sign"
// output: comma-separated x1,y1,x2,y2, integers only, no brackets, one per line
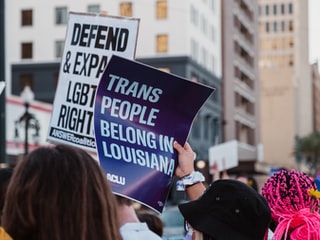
208,140,239,172
0,82,5,95
47,12,140,152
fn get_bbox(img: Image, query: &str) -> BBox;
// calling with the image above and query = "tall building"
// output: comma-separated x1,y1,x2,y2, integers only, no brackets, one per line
221,0,261,173
5,1,222,161
258,0,312,168
311,62,320,132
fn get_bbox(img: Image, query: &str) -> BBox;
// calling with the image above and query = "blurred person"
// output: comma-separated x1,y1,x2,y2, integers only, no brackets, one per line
210,161,229,182
261,169,320,240
136,209,163,237
235,172,258,191
1,144,121,240
174,141,271,240
116,195,162,240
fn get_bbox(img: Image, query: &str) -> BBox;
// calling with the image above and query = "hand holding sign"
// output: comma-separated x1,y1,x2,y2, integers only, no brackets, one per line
48,12,139,151
94,55,215,213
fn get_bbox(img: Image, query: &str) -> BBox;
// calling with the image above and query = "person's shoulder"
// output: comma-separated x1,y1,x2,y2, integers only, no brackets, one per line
120,222,162,240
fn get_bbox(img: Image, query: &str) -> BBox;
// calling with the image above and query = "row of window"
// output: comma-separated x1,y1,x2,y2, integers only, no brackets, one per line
236,121,255,145
260,20,294,33
234,41,254,67
236,0,254,22
119,1,168,19
22,35,215,75
234,15,254,44
234,66,254,90
260,37,294,51
21,7,69,26
21,1,169,27
190,5,215,42
191,115,219,143
20,33,169,59
190,39,216,74
235,92,255,115
259,54,294,68
259,2,293,16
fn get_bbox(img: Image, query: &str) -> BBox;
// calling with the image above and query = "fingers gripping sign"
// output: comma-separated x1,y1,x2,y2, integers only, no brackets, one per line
173,141,196,179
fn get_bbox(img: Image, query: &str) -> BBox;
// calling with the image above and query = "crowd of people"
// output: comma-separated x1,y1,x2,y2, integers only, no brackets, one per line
0,141,320,240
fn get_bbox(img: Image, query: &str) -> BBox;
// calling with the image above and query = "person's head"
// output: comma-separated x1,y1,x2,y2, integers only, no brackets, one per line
235,172,258,191
261,169,320,240
0,168,13,223
2,144,121,240
136,209,163,237
179,179,271,240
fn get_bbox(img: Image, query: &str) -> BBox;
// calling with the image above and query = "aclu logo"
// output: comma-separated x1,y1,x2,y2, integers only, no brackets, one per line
107,173,126,185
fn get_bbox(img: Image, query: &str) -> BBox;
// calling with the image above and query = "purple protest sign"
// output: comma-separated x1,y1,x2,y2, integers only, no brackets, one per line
94,55,214,213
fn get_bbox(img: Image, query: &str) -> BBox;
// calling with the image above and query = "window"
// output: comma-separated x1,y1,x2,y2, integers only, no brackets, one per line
281,4,285,14
201,47,207,67
258,6,261,16
204,115,211,140
288,20,293,31
54,72,59,89
20,74,34,92
265,22,270,32
281,21,285,31
21,42,33,59
88,4,100,13
273,4,277,15
190,5,198,26
273,21,277,32
288,3,293,14
289,55,294,66
201,16,207,35
210,0,215,12
211,55,215,73
21,9,33,26
192,116,201,138
156,0,167,19
210,26,215,42
55,40,64,58
289,38,294,48
55,7,68,25
191,39,199,61
156,34,168,53
120,2,132,17
265,5,269,15
158,68,170,73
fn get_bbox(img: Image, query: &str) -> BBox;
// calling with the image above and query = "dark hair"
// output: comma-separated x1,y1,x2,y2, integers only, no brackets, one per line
2,144,121,240
137,209,163,237
0,168,13,223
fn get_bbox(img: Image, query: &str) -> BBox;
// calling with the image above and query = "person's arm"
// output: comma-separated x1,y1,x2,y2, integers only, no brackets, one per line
173,141,206,201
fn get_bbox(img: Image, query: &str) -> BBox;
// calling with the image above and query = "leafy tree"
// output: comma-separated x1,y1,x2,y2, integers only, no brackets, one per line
294,132,320,175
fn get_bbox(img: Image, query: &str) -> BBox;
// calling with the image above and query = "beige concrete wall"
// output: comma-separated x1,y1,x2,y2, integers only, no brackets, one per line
260,68,296,168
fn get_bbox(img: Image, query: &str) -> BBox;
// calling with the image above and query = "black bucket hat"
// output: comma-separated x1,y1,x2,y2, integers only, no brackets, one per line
178,179,271,240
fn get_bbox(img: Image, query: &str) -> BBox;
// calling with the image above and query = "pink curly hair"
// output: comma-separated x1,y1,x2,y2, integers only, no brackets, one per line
261,169,320,240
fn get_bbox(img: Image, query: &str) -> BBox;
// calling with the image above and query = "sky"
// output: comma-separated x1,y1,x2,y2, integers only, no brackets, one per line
309,0,320,65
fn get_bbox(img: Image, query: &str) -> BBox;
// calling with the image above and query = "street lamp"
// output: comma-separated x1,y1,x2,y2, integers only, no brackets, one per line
15,86,40,155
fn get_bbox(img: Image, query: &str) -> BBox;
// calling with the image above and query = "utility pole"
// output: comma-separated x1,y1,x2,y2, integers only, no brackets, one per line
0,0,6,165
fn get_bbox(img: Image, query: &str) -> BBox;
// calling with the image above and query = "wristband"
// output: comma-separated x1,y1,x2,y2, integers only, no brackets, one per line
176,171,205,191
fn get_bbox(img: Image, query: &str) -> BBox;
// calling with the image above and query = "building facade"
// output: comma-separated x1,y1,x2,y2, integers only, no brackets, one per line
221,0,261,173
258,0,312,168
5,1,222,161
312,62,320,132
